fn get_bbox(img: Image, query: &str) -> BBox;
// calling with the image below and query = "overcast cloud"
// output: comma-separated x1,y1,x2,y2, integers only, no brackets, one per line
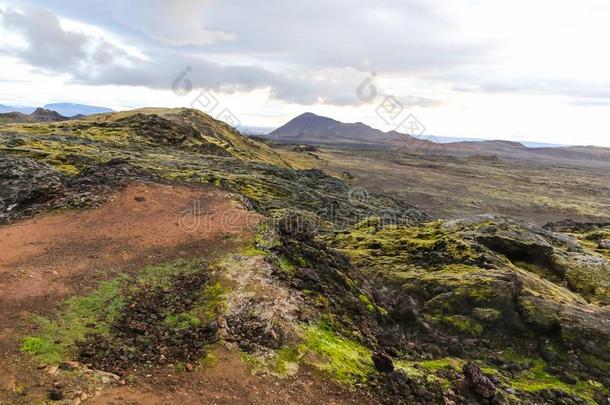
1,0,610,146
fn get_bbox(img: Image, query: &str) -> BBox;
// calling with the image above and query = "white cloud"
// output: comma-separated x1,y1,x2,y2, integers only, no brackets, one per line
1,0,610,146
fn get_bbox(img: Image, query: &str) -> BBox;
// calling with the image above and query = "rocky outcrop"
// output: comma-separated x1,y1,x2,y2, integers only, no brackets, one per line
329,214,610,394
0,154,156,223
462,361,496,399
0,155,64,220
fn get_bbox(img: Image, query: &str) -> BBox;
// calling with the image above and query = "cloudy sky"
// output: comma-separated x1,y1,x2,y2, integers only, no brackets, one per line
1,1,609,146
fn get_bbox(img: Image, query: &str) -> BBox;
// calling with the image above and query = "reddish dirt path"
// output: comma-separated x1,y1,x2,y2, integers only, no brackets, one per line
91,349,368,405
0,181,372,404
0,182,253,346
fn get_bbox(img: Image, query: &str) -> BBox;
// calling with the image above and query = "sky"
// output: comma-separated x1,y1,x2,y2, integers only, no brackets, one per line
1,0,610,146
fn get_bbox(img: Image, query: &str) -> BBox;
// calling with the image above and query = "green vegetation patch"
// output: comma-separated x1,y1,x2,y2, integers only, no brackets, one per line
20,258,224,366
511,358,603,404
297,322,374,384
248,322,375,384
499,350,607,403
21,277,125,364
332,220,479,268
438,315,484,336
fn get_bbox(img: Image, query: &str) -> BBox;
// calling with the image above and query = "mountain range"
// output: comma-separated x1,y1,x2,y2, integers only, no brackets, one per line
0,108,75,123
0,103,112,117
268,112,610,163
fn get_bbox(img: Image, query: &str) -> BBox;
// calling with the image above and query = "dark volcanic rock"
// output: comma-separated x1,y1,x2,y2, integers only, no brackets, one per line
78,271,218,375
67,158,156,189
372,352,394,373
0,154,158,224
48,389,64,401
115,113,198,145
0,155,64,218
462,361,496,399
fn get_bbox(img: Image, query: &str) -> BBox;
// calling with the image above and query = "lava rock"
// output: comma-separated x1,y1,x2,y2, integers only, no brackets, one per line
462,361,496,399
48,389,64,401
599,239,610,250
372,352,395,373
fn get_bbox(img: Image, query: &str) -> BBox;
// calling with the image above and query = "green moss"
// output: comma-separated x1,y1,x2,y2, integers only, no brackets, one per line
240,351,268,374
494,350,606,403
472,307,502,323
331,220,481,276
164,312,201,330
438,315,483,336
394,361,425,378
298,323,374,384
419,357,465,372
277,256,296,274
20,277,125,364
20,337,62,364
274,346,301,375
197,281,228,322
200,352,218,368
510,358,602,404
315,294,330,308
241,224,276,257
358,294,376,312
352,216,382,232
20,258,209,365
243,246,269,257
514,261,563,284
395,357,462,389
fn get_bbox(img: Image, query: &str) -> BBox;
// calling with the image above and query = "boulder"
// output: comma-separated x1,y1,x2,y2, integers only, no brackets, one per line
372,352,394,373
462,361,496,398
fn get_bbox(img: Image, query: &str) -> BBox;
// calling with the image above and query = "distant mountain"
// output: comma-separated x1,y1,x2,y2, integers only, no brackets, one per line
44,103,113,117
268,112,432,149
0,103,113,117
0,108,70,123
0,104,35,114
429,135,567,148
268,112,610,164
237,125,276,136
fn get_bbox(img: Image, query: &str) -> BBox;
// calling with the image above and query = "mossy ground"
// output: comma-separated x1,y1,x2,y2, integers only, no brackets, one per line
242,321,375,385
500,350,606,404
21,277,126,364
297,323,374,384
20,258,225,367
1,110,418,228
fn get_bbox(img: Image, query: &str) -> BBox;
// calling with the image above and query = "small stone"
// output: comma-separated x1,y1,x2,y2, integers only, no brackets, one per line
372,352,394,373
599,239,610,249
49,389,64,401
59,361,79,370
47,365,59,376
134,196,146,202
185,363,194,372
